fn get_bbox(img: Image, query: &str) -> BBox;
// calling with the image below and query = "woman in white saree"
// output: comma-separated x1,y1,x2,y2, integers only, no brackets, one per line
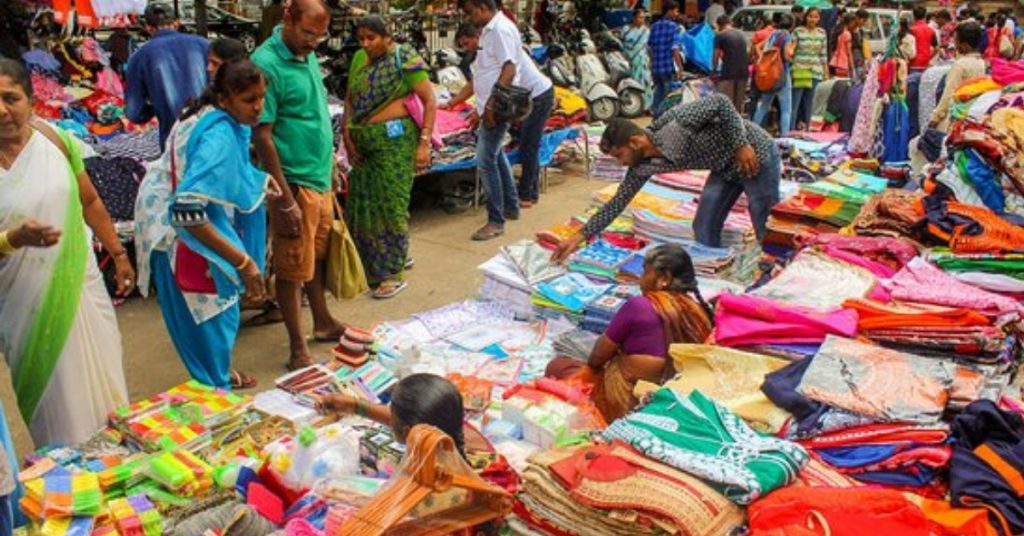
0,59,133,447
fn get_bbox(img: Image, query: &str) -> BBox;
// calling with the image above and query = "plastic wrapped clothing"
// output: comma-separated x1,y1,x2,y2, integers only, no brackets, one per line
678,22,714,73
796,336,955,424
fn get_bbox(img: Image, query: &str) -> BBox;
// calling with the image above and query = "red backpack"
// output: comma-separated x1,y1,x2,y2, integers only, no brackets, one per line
754,31,785,92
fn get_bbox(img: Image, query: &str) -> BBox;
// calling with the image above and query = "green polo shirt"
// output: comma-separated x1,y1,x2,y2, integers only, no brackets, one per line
252,26,333,192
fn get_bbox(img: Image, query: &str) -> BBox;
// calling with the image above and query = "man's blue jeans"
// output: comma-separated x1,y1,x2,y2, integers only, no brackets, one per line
693,145,781,247
477,121,518,226
652,71,675,117
515,87,555,202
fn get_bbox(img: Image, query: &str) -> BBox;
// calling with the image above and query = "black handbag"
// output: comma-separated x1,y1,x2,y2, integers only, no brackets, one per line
490,83,533,124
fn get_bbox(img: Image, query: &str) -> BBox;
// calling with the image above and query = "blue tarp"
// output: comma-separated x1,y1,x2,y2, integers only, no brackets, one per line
679,22,714,74
427,127,580,174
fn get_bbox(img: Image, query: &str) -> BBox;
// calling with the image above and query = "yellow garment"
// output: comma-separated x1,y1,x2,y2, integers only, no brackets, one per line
554,86,587,115
990,107,1024,139
634,344,793,434
953,76,1003,102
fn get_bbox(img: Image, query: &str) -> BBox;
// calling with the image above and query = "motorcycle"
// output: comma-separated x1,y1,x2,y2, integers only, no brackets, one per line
433,47,469,95
573,30,620,122
595,28,646,118
393,10,431,67
541,43,578,89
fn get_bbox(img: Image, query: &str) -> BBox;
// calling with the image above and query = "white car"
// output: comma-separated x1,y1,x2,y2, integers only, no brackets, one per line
729,5,902,54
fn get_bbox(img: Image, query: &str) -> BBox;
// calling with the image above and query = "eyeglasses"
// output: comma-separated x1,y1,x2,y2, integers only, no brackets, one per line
298,26,328,44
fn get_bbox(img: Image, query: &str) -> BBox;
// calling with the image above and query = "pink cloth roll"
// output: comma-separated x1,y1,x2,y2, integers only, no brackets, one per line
714,292,859,347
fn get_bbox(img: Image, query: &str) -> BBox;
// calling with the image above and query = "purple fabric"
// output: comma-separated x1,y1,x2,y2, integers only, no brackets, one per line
605,296,667,357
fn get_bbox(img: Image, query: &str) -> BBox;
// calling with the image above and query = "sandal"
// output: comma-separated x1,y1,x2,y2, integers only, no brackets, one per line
404,257,415,271
372,280,408,299
242,304,284,328
286,356,315,371
471,224,505,241
229,370,258,390
312,323,350,343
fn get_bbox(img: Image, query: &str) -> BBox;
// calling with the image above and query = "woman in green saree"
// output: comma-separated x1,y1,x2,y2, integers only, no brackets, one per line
343,15,436,299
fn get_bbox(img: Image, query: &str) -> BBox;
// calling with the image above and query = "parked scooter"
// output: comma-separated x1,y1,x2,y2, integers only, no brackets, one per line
433,47,468,95
573,29,620,122
596,28,646,118
541,43,578,89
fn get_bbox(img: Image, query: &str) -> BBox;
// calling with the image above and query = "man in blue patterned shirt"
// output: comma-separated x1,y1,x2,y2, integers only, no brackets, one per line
552,95,781,263
648,1,684,116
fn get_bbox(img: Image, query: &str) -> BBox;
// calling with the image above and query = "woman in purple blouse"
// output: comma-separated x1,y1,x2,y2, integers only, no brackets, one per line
546,245,714,421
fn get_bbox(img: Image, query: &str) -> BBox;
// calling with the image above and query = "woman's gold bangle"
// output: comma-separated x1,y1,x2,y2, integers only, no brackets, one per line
236,256,252,271
0,231,15,255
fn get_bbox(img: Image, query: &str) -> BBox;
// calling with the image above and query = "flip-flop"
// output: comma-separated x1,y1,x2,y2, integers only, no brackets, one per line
229,370,258,390
472,225,505,241
286,357,315,371
242,306,284,328
311,323,350,343
404,257,415,270
372,280,408,299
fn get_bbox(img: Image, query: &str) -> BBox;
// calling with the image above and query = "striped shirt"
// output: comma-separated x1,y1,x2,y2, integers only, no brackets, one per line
793,27,828,80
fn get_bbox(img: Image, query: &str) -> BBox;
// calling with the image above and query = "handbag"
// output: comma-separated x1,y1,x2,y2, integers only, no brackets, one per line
326,197,369,300
169,134,218,294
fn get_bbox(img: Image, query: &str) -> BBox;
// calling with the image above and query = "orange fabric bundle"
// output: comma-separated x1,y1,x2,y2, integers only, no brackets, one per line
748,487,933,536
842,298,991,331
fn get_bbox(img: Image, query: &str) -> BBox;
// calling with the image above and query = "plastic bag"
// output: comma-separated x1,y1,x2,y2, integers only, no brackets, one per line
679,22,714,74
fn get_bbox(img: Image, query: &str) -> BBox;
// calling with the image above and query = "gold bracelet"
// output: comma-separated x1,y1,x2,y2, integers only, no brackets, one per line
236,256,252,271
0,231,15,255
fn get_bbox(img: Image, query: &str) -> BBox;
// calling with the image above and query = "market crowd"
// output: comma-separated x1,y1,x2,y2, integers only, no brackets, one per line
0,0,1024,533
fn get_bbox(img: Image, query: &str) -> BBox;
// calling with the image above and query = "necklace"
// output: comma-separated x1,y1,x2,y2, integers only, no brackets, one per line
0,128,31,169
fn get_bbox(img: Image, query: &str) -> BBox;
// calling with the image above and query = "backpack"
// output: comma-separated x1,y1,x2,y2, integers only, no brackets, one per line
754,31,785,92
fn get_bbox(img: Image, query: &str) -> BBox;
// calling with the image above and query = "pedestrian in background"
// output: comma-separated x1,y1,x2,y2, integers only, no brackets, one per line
713,15,748,113
622,8,653,111
752,14,795,136
649,1,684,116
791,7,828,131
125,3,209,149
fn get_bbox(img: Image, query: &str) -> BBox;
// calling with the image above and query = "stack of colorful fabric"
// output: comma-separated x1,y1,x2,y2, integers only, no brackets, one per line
603,388,809,504
798,424,953,497
514,442,744,536
927,80,1024,220
928,249,1024,296
580,285,640,334
760,336,964,495
765,169,888,251
567,240,633,281
532,273,612,322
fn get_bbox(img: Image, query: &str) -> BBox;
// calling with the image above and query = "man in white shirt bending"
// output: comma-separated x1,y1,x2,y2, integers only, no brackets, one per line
460,0,554,241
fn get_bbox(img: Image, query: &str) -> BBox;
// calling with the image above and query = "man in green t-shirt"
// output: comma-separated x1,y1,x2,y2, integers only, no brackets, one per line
253,0,345,370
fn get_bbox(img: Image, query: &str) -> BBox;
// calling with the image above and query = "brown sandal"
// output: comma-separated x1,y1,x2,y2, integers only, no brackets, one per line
471,224,505,241
229,370,258,390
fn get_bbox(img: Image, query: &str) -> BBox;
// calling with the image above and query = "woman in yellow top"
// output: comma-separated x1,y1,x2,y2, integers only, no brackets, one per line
343,15,436,299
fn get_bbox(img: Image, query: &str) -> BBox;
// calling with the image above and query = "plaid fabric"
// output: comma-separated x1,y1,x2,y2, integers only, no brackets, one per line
649,19,681,75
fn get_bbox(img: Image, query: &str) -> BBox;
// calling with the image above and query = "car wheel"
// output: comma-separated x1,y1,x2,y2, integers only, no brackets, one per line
620,89,644,118
589,97,618,122
241,33,257,52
